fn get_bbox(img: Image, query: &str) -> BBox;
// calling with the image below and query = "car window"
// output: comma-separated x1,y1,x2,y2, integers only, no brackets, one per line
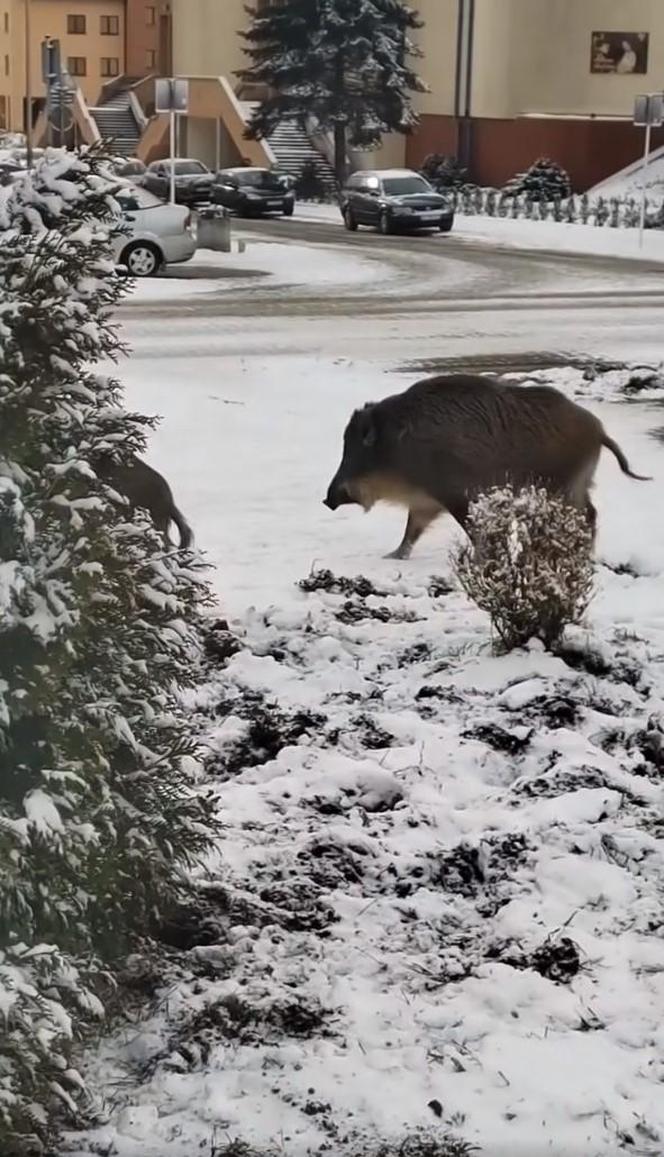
174,160,208,175
116,185,165,211
381,176,432,195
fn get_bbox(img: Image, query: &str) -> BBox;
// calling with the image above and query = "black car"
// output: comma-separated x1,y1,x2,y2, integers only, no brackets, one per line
341,169,454,235
210,167,295,217
143,158,214,205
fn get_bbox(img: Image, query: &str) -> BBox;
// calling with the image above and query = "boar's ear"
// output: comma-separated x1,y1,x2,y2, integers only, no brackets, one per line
359,404,377,448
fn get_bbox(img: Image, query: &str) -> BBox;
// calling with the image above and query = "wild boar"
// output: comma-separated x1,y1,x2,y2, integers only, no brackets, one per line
96,454,193,549
323,373,649,559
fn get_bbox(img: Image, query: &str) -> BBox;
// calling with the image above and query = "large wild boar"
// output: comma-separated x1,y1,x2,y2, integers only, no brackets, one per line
324,373,649,558
96,454,193,549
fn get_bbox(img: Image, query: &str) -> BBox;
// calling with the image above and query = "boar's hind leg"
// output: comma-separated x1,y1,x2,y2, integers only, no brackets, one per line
385,501,442,560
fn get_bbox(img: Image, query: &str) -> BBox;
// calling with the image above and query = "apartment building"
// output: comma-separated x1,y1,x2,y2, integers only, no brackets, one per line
170,0,664,190
0,0,167,133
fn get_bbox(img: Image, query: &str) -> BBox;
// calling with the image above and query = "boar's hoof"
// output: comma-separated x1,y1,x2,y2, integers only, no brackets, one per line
385,545,412,561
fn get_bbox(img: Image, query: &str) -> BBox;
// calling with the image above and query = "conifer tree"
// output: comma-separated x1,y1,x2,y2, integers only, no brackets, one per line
238,0,426,186
0,150,213,1153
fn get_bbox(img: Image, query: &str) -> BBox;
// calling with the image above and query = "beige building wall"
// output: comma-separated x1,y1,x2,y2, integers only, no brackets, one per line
410,0,458,117
0,0,125,131
469,0,664,120
172,0,246,79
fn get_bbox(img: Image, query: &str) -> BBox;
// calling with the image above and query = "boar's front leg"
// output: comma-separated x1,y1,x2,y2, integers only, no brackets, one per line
385,500,442,560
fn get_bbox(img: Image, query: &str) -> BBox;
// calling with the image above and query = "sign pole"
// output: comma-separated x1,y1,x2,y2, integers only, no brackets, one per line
169,99,176,204
25,0,33,167
638,119,652,249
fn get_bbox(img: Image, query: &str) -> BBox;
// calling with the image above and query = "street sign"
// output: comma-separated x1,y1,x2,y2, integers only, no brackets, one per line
633,93,663,126
633,93,664,247
155,78,189,115
41,38,61,83
155,79,190,203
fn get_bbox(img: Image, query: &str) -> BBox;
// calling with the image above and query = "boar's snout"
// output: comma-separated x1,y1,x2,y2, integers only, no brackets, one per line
324,475,351,511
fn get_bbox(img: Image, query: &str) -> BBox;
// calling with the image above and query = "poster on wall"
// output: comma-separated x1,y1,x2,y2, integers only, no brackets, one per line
591,31,649,74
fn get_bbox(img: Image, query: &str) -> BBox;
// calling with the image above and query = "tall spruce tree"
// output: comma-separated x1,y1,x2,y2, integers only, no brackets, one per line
0,150,213,1153
238,0,426,187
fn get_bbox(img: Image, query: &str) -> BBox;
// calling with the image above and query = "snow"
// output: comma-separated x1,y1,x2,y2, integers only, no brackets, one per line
68,333,664,1147
66,229,664,1157
130,240,389,302
454,215,664,262
288,201,664,263
590,144,664,204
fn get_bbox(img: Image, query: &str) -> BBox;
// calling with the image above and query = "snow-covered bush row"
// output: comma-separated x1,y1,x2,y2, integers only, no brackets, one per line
452,185,660,229
0,148,213,1153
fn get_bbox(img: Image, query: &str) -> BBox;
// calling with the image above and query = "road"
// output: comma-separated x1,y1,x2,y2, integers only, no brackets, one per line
122,213,664,367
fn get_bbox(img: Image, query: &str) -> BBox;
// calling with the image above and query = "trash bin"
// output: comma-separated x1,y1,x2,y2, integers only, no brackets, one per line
196,204,232,252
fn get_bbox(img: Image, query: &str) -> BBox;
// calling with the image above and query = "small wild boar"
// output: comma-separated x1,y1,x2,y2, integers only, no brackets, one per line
324,373,649,558
96,454,193,548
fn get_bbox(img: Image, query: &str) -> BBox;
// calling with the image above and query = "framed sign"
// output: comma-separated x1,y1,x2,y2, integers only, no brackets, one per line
591,31,649,75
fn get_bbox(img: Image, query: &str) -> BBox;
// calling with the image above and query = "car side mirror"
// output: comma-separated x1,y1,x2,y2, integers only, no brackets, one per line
366,188,380,197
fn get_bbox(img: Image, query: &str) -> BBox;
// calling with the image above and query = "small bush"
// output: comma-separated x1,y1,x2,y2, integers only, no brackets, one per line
420,153,468,190
454,485,594,652
504,157,571,202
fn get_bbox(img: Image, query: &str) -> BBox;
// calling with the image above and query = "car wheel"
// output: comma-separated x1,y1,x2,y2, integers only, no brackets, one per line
283,202,294,217
343,206,358,231
439,218,453,234
120,241,162,278
379,210,392,235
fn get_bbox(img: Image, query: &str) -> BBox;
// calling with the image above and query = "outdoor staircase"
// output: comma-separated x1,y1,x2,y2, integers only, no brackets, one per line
239,102,337,194
89,91,141,157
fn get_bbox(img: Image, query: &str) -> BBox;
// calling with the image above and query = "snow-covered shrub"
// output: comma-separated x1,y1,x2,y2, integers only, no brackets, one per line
420,153,468,190
503,157,572,202
455,485,594,652
0,149,214,1151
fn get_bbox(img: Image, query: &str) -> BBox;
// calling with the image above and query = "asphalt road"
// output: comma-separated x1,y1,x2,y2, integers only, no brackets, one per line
125,213,664,320
120,213,664,367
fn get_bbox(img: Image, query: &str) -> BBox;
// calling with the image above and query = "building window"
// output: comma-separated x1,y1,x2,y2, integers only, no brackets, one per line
4,54,8,76
67,56,87,76
100,57,119,77
67,14,86,34
146,48,156,69
145,6,155,26
3,12,9,33
100,15,119,35
0,94,7,130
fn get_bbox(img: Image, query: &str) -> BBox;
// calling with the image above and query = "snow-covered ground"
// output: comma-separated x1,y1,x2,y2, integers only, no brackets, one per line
293,201,664,262
66,232,664,1157
590,144,664,204
131,240,390,302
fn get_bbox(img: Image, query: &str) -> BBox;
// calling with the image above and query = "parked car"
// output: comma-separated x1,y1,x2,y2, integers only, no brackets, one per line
142,158,214,205
114,184,197,276
112,157,147,184
340,168,455,235
210,167,295,217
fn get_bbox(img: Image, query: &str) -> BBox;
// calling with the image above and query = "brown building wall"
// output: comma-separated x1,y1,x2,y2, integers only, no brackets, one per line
406,114,664,191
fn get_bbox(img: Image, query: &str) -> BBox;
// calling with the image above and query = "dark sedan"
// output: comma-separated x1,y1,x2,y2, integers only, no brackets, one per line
341,169,454,235
210,168,295,217
142,158,214,205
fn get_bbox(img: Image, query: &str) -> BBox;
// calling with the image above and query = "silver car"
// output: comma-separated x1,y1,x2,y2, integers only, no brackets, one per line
114,185,197,277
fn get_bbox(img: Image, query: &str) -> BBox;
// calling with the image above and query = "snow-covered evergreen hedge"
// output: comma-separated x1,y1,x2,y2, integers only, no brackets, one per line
0,149,213,1153
450,185,656,229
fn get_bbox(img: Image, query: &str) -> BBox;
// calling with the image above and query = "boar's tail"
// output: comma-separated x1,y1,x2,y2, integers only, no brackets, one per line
602,434,651,481
172,505,194,549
